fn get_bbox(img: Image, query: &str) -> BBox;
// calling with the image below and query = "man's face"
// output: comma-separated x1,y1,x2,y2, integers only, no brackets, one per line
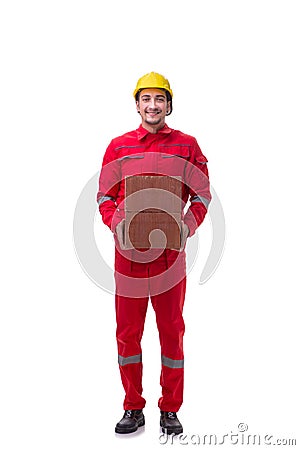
136,88,170,129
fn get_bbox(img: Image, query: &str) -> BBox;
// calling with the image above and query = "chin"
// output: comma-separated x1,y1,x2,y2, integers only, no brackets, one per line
145,118,162,125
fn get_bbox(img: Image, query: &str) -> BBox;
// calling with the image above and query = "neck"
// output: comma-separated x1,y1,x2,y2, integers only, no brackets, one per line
141,121,165,134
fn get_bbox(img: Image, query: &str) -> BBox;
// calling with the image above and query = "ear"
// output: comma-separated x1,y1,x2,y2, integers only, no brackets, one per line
136,100,140,114
166,100,171,115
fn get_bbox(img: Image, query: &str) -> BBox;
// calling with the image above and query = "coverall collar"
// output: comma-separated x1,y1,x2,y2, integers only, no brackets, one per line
136,123,172,141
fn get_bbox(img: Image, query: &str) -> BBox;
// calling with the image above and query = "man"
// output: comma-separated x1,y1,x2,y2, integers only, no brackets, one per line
97,72,211,435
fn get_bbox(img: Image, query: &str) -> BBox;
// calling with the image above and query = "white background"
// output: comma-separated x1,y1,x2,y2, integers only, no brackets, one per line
1,1,299,449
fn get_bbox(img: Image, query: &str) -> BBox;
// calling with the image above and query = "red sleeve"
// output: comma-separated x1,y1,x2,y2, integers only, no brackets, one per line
183,139,212,236
96,141,121,231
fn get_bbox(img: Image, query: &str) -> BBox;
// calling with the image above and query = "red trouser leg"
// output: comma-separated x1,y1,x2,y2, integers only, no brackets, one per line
114,248,149,410
115,294,148,410
149,250,186,412
151,276,186,412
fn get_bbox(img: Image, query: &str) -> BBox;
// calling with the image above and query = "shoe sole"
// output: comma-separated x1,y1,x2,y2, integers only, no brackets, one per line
115,417,145,434
160,425,183,435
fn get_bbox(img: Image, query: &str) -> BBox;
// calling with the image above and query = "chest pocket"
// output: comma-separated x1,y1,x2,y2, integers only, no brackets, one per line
157,144,191,178
116,148,145,176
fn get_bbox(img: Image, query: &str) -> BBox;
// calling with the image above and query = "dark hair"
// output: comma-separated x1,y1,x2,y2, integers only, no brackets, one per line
135,89,173,115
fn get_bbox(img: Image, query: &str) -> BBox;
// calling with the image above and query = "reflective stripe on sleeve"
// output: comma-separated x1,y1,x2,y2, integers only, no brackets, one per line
161,355,184,369
97,195,115,205
118,354,142,366
191,195,210,209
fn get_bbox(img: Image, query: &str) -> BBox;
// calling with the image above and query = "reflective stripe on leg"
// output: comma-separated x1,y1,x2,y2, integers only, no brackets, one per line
118,354,142,366
161,355,184,369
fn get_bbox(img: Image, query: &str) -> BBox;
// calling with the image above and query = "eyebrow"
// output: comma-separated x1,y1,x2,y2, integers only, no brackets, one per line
141,94,166,99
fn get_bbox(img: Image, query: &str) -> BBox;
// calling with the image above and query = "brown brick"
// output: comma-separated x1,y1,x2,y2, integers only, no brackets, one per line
124,176,182,249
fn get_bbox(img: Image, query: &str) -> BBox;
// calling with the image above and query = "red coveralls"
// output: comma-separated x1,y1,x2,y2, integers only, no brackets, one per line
97,124,211,412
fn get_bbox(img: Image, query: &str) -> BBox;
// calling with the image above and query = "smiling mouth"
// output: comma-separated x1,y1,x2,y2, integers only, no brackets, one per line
146,110,161,116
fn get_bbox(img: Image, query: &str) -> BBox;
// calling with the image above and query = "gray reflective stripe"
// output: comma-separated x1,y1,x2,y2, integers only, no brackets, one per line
119,155,144,160
115,145,145,151
191,195,210,208
158,144,192,148
118,354,142,366
97,195,115,205
161,355,184,369
161,154,189,158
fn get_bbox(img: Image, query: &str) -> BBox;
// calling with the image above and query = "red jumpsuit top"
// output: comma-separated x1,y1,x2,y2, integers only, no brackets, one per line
97,124,211,237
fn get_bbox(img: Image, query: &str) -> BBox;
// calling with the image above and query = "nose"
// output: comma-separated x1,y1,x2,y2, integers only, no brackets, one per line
148,98,157,109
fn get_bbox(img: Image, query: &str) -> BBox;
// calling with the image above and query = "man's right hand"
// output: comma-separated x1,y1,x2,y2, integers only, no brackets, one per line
115,219,126,250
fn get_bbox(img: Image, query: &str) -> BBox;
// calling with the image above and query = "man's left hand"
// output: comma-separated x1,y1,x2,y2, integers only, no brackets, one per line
180,221,190,251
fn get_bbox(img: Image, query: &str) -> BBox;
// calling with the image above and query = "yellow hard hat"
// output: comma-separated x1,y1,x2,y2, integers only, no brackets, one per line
133,72,173,98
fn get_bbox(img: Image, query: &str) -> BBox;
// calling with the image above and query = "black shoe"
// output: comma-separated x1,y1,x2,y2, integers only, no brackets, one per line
160,411,183,435
115,409,145,434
